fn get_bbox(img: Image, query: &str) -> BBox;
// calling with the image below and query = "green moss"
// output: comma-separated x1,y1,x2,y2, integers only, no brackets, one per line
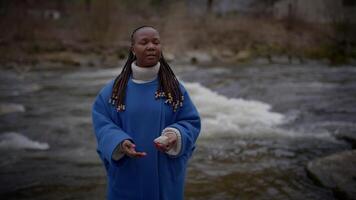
116,49,127,60
304,47,328,60
251,43,287,59
351,47,356,59
303,43,352,65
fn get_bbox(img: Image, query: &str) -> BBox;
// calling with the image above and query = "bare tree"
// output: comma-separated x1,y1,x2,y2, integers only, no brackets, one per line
324,0,355,63
207,0,213,13
85,0,92,12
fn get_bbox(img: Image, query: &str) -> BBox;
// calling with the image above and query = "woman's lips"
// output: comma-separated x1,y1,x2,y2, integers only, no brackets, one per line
146,55,157,59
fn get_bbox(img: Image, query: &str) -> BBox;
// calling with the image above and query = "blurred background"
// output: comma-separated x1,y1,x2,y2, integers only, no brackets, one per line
0,0,356,200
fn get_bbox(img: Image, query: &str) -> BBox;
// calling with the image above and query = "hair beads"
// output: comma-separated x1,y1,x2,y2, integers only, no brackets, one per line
155,91,184,112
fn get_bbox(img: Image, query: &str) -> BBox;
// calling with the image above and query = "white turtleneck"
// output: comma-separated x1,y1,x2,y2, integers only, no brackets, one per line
131,61,160,83
111,61,182,161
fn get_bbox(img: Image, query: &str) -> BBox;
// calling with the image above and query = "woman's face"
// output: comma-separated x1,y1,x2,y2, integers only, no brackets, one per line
132,27,162,68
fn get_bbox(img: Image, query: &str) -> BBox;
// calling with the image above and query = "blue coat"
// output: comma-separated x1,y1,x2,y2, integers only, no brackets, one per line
92,76,201,200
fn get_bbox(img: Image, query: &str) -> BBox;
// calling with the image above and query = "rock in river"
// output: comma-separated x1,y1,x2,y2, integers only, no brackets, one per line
336,132,356,148
306,150,356,200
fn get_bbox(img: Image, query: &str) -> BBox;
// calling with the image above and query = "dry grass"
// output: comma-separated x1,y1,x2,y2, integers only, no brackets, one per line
0,0,354,67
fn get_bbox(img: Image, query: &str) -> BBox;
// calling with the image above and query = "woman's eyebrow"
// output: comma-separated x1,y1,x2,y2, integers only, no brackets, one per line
137,37,149,42
138,37,160,41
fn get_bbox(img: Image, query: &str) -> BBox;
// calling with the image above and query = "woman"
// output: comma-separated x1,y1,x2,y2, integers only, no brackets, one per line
92,26,201,200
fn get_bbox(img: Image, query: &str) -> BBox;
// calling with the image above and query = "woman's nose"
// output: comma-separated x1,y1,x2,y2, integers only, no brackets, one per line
147,42,156,50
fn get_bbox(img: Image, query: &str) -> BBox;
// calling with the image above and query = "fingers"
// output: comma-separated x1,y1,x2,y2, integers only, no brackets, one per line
130,151,147,158
155,142,168,152
165,133,177,151
126,148,147,158
122,140,146,158
121,133,178,157
122,140,135,150
154,133,177,152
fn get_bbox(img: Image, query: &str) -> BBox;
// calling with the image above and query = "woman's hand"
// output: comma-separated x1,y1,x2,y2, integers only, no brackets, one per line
154,132,177,152
121,140,147,158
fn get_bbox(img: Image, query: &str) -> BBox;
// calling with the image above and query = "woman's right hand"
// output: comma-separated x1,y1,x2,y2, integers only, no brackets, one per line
121,140,147,158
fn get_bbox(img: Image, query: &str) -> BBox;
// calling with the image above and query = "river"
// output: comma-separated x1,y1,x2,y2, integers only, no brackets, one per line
0,62,355,200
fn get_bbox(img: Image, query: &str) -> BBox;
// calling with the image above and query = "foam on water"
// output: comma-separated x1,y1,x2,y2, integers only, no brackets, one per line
0,103,25,115
184,82,291,137
63,67,334,139
63,68,121,79
0,132,49,150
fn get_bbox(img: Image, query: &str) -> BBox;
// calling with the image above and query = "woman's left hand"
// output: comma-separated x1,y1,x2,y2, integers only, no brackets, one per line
155,132,177,152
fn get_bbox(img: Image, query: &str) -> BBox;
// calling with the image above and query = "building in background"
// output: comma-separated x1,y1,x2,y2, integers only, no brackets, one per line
186,0,356,23
273,0,356,23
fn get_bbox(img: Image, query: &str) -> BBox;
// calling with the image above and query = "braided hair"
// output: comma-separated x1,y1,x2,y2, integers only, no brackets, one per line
109,26,184,112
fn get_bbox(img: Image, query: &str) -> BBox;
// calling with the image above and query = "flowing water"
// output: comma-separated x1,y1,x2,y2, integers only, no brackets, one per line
0,63,355,200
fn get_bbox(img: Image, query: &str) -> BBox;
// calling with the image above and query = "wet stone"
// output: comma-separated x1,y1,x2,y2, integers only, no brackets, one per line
306,150,356,200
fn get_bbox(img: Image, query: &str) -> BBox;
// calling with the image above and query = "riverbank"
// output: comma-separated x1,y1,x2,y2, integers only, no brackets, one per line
1,3,356,69
1,43,355,73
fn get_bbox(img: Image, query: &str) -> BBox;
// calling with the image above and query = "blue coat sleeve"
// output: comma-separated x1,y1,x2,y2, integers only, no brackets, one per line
167,84,201,158
92,89,132,166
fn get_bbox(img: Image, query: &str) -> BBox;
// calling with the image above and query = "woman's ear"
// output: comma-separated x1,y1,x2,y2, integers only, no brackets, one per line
130,47,135,56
